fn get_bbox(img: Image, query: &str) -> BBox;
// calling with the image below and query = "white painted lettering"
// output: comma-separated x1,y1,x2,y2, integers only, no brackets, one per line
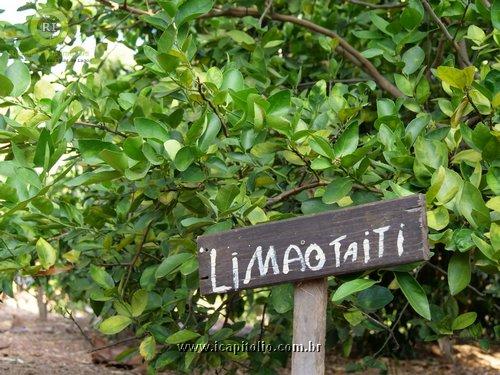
283,245,306,274
397,223,405,256
343,242,358,263
304,243,326,271
329,235,347,267
243,246,280,284
373,225,390,258
231,252,239,290
363,231,370,263
210,248,232,293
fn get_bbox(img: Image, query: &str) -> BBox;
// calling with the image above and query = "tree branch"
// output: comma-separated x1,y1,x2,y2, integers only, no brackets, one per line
65,307,94,348
297,78,370,88
374,302,409,357
266,181,328,207
88,336,142,353
421,0,471,67
121,218,155,296
74,121,127,137
201,7,403,98
95,1,403,97
266,180,383,207
347,0,406,9
96,0,151,15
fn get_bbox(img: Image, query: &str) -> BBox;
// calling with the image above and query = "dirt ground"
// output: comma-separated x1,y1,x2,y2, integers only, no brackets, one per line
0,293,499,374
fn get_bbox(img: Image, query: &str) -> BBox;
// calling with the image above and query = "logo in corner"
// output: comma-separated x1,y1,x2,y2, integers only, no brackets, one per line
29,8,68,46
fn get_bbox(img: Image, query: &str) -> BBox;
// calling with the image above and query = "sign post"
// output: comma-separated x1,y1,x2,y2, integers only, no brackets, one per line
197,194,429,374
291,278,328,374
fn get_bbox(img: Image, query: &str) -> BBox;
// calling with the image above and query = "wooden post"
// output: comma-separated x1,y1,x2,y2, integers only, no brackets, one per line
291,278,327,375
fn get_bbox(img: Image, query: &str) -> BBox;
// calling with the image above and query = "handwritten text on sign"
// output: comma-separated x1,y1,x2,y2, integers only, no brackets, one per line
197,195,429,295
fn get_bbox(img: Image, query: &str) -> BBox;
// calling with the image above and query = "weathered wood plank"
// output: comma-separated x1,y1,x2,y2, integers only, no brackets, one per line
197,194,429,295
291,278,327,375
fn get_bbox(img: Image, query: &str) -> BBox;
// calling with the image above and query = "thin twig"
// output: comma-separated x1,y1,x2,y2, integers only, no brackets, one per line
197,78,229,137
347,0,406,9
421,0,471,67
425,261,487,299
266,181,328,207
359,309,400,351
374,302,409,357
96,0,151,15
289,147,320,181
65,308,94,347
297,78,370,88
88,336,142,353
95,0,403,97
452,0,470,41
258,303,267,342
465,90,485,123
74,121,127,137
258,0,273,27
121,218,155,296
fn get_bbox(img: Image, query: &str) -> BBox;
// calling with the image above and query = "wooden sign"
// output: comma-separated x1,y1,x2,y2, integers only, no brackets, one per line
197,194,429,295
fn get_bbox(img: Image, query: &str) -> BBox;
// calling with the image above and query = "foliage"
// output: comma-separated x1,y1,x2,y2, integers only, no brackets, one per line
0,0,499,373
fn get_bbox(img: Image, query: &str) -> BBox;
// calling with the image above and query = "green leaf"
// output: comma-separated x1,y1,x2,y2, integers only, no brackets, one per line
0,74,13,96
174,146,195,171
90,265,115,289
247,206,268,225
322,177,352,204
221,69,244,91
405,115,430,145
157,53,180,73
268,90,291,116
5,60,30,96
158,25,176,53
270,283,294,313
333,122,359,157
163,139,182,160
131,289,148,317
35,238,57,269
310,135,335,159
492,0,500,29
99,315,132,335
139,336,156,361
472,234,498,261
356,285,393,311
394,74,413,96
66,170,122,187
400,6,423,30
176,0,213,26
98,149,129,171
332,278,378,302
227,30,255,45
394,272,431,320
402,46,425,75
458,182,490,229
165,329,200,344
448,253,471,295
123,136,144,161
155,253,193,278
436,66,475,90
427,206,449,230
134,118,170,142
452,312,477,330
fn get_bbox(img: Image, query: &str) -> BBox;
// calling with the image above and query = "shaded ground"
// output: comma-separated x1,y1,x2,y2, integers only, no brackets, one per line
0,293,498,374
0,302,135,374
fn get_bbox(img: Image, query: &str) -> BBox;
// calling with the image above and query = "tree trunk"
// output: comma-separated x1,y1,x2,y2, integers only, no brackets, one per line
36,285,47,321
